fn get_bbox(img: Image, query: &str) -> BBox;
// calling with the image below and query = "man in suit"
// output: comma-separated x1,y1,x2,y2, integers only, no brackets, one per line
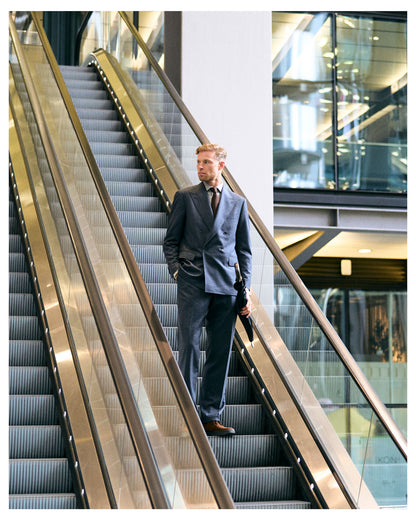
163,143,252,436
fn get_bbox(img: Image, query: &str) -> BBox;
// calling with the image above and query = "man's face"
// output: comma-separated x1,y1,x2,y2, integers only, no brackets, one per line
197,151,224,186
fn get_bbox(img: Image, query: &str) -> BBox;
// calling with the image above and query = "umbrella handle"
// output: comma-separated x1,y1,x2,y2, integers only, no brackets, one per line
234,262,242,283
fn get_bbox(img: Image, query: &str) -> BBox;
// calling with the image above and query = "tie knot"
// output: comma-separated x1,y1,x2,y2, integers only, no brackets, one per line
210,187,217,193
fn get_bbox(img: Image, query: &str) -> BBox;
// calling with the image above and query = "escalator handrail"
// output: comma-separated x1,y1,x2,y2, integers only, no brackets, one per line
9,12,170,509
28,11,235,510
117,11,407,461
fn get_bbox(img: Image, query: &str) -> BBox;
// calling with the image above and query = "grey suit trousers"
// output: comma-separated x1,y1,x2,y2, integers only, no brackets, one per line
177,274,237,424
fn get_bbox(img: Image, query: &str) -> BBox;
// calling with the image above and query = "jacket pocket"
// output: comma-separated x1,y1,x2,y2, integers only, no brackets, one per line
179,250,196,261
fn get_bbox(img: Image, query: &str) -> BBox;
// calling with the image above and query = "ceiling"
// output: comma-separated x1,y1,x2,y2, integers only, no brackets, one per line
274,228,407,260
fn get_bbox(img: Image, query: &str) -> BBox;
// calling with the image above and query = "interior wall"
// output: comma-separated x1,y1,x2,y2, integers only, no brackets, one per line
180,11,273,232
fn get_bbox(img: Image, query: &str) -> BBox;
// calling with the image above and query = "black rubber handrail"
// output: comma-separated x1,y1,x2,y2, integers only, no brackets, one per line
9,12,170,509
29,11,235,510
117,11,407,462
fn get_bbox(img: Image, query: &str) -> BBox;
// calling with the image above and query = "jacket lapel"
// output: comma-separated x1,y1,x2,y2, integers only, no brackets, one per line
189,183,214,231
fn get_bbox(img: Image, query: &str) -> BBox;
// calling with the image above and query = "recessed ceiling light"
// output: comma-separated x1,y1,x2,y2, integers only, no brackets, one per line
358,248,372,254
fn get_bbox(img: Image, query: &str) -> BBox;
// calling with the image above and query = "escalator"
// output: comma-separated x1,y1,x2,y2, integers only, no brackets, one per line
59,64,311,509
9,10,407,509
8,185,77,509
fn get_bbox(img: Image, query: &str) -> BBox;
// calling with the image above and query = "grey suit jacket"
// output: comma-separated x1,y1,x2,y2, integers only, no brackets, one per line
163,182,252,295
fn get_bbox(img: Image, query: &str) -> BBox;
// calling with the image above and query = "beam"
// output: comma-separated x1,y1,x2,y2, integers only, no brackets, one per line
282,229,341,269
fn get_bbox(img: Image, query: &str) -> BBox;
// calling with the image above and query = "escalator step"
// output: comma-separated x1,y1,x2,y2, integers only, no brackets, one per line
9,316,42,341
118,211,168,229
124,227,167,246
75,107,118,122
106,180,155,197
85,129,129,143
9,340,45,367
221,404,266,435
144,283,177,304
90,142,137,156
9,252,27,273
130,245,166,264
9,395,58,426
9,217,20,235
137,263,172,283
222,466,295,503
111,195,162,212
65,86,107,100
73,98,112,111
100,166,148,183
9,272,31,293
9,459,73,494
9,294,37,316
208,434,281,467
9,493,77,509
94,153,140,169
9,367,52,395
9,425,65,459
9,234,24,253
235,500,311,509
80,118,123,132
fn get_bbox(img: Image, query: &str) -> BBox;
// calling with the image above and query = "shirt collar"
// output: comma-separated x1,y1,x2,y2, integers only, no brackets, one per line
203,181,223,192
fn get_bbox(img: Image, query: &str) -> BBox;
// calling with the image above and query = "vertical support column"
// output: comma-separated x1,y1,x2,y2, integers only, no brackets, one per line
179,11,273,232
164,11,182,95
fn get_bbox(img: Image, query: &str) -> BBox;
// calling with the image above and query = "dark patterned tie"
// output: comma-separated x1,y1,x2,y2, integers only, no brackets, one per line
210,187,219,216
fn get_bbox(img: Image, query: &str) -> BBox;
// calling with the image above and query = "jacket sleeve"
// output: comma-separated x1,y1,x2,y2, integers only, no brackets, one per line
235,199,252,290
163,190,185,278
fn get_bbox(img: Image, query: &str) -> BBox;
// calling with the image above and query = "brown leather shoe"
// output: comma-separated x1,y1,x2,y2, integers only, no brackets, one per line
203,420,235,436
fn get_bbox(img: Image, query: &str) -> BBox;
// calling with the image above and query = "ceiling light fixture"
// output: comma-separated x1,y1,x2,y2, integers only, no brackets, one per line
358,248,372,254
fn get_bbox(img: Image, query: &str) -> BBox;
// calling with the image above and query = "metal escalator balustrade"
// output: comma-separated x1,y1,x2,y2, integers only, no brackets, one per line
73,10,407,508
60,63,313,509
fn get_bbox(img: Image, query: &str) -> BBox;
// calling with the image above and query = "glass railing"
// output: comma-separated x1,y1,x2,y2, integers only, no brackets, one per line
9,11,224,509
77,11,407,507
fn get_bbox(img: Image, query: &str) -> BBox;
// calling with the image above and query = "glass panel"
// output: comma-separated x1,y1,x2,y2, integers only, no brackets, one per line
79,12,164,69
336,15,407,192
273,270,407,506
311,288,407,437
10,14,218,509
272,13,335,189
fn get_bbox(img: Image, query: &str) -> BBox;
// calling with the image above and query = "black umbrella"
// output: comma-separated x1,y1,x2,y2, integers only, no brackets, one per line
234,263,254,347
